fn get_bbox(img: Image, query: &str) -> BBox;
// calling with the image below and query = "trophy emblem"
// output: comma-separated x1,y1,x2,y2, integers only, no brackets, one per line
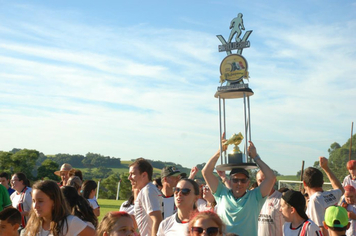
215,14,257,171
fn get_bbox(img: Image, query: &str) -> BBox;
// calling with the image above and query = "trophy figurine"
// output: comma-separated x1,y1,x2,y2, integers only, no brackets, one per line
224,132,244,164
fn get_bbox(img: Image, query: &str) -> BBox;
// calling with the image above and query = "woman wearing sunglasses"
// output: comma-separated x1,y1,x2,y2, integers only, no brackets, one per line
157,178,200,236
189,211,225,236
197,185,217,212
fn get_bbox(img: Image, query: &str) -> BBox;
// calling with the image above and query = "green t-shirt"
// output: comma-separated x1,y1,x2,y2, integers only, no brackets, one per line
214,181,266,236
0,184,12,211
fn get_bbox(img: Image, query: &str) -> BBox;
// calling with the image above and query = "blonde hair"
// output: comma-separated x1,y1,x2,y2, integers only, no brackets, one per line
97,211,139,236
189,211,225,236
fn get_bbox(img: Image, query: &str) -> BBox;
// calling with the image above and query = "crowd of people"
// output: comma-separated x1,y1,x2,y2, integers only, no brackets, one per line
0,140,355,236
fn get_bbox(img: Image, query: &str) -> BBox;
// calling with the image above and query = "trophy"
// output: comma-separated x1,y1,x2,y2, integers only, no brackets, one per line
215,13,257,171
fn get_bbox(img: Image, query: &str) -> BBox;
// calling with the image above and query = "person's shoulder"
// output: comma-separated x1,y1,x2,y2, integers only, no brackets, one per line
0,184,6,191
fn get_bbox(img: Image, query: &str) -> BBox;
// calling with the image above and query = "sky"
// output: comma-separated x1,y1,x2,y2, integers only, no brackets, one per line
1,0,355,176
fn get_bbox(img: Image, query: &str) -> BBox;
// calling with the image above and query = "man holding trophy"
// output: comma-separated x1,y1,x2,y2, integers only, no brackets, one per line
202,136,275,236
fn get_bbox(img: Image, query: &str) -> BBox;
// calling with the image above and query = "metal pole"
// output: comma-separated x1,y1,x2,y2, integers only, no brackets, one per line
218,96,223,165
116,180,121,200
223,98,227,163
243,93,248,162
350,122,354,161
247,96,252,162
96,180,101,199
300,161,305,192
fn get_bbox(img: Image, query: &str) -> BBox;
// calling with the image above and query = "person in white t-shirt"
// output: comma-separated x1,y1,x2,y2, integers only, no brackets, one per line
342,160,356,188
82,180,100,217
22,180,95,236
256,170,284,236
161,166,181,219
340,185,356,236
304,157,344,236
129,158,162,236
197,185,217,212
157,178,200,236
280,190,322,236
10,172,32,228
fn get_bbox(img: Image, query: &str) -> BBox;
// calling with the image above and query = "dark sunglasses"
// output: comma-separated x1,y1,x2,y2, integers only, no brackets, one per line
231,178,249,184
191,227,219,236
174,187,191,196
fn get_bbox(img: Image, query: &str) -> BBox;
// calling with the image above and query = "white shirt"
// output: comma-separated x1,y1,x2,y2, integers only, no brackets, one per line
258,190,284,236
283,220,322,236
196,199,217,212
134,182,162,236
10,187,32,226
306,189,343,226
343,175,356,188
162,195,176,219
120,200,135,215
21,215,87,236
346,204,356,236
157,213,189,236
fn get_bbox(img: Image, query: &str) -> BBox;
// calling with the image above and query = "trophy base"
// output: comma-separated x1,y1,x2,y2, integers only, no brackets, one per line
215,87,254,99
216,163,258,171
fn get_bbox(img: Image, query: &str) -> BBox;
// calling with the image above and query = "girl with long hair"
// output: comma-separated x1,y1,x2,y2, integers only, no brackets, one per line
157,178,200,236
81,180,100,217
61,186,98,229
23,180,96,236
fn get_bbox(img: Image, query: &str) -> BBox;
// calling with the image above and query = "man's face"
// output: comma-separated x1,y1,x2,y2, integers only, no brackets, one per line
230,173,250,198
0,177,8,187
279,199,292,221
0,220,18,236
345,191,356,205
128,165,145,190
164,175,179,189
256,171,265,186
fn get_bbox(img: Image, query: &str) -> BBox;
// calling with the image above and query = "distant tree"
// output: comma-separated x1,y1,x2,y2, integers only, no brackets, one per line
99,174,121,199
119,172,132,200
92,167,113,179
11,149,39,179
0,151,13,172
37,159,60,181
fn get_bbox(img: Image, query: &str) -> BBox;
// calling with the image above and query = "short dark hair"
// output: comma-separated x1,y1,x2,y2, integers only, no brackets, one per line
0,172,9,179
303,167,323,188
0,208,21,225
129,158,153,181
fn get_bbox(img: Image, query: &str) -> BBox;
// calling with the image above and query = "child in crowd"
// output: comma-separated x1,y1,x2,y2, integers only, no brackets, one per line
97,211,139,236
280,190,322,236
23,180,96,236
0,208,22,236
323,206,350,236
340,185,356,236
343,160,356,188
82,180,100,217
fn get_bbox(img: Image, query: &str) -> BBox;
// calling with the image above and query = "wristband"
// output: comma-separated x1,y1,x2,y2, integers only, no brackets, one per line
253,154,261,162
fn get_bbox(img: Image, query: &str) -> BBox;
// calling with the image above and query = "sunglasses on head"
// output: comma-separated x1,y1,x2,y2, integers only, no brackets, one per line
230,178,249,184
174,187,191,196
191,227,219,236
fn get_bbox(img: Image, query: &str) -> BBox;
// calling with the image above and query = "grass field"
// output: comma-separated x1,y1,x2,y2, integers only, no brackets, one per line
97,199,125,222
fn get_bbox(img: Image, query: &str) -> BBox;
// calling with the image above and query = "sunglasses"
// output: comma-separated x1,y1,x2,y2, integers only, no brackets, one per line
191,227,219,236
230,178,249,184
174,187,191,196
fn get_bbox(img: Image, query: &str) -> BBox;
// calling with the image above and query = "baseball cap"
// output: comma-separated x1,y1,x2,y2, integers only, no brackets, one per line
324,206,349,228
282,190,308,220
161,166,180,178
229,168,249,178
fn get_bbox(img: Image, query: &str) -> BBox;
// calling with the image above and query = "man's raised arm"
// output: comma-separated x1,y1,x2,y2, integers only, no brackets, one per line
248,141,275,198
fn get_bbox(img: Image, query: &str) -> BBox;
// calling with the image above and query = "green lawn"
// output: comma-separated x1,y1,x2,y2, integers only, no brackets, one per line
97,199,125,222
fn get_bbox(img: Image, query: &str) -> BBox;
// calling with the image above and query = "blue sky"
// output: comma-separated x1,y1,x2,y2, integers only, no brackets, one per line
1,0,355,176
